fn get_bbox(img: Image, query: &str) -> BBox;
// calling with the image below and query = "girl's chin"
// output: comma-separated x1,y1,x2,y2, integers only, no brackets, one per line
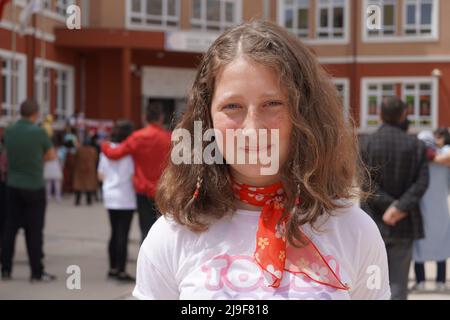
229,165,280,182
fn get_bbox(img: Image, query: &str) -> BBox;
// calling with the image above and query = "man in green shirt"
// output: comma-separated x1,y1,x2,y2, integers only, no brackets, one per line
1,99,57,282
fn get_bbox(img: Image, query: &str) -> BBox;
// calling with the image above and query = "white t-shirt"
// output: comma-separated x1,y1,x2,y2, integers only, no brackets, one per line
98,146,136,210
133,201,391,300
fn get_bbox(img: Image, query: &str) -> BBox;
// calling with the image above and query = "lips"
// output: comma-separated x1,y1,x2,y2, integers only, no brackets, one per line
241,144,273,152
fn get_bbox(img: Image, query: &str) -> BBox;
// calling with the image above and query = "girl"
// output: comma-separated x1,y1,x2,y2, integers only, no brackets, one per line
133,20,390,300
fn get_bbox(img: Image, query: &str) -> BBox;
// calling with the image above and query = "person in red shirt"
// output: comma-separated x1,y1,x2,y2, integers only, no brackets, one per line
101,102,171,243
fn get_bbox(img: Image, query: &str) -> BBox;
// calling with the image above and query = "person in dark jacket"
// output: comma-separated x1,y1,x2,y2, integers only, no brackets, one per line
360,96,430,300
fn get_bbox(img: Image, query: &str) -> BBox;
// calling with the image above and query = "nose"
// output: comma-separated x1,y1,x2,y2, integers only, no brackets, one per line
242,105,265,135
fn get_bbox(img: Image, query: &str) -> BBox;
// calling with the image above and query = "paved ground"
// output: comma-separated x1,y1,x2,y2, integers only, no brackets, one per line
0,195,449,300
0,196,139,300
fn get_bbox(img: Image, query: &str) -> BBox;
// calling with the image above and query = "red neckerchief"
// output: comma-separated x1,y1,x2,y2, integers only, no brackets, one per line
232,179,349,290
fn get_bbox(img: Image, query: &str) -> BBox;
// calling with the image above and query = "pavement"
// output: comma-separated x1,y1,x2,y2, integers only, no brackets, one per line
0,196,139,300
0,195,449,300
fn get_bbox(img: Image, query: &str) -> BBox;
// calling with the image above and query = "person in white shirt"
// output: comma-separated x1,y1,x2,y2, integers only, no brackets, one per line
98,121,136,282
133,20,391,300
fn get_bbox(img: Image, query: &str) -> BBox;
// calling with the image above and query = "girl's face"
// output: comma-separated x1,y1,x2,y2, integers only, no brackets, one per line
211,56,293,186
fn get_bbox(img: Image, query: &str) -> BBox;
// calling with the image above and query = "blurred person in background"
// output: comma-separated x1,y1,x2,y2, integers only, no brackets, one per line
42,115,63,203
1,100,57,282
89,132,102,202
433,128,450,167
73,137,98,206
411,129,450,292
0,137,7,251
98,121,136,283
434,127,450,194
41,114,54,138
360,97,429,300
62,127,78,194
101,102,171,243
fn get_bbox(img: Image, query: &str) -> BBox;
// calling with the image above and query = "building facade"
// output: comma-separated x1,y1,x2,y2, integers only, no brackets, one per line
0,0,449,133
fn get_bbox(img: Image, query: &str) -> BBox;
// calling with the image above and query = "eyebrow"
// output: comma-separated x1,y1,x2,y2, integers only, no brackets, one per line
215,91,284,104
260,92,285,99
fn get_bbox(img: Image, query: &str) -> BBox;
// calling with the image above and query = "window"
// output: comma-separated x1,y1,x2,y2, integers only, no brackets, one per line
280,0,310,38
34,65,51,118
403,0,435,36
334,78,350,119
361,78,437,131
191,0,241,31
55,69,69,121
20,0,73,21
316,0,346,39
55,0,68,16
42,0,52,10
366,0,397,37
1,60,18,117
365,83,396,128
0,56,25,120
128,0,180,29
55,0,75,16
402,82,433,127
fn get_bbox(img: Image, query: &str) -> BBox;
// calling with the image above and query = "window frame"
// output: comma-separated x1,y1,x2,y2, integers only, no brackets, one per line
333,77,350,120
34,64,51,119
17,0,74,23
362,0,439,43
311,0,350,44
402,81,434,128
126,0,181,31
365,0,397,39
55,0,76,19
278,0,311,38
55,69,68,121
190,0,242,32
34,58,75,123
360,77,439,133
402,0,436,37
0,49,27,125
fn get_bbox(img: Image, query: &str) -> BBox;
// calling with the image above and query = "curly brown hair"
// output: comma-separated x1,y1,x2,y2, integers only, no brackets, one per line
156,20,368,247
